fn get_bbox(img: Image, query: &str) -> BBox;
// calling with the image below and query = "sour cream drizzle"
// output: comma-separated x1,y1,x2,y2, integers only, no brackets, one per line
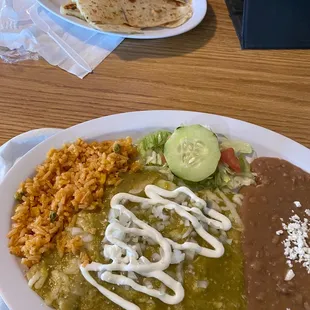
80,185,232,310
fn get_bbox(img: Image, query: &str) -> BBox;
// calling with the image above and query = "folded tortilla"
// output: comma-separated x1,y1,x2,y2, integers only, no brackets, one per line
60,0,192,33
60,3,85,20
164,11,192,28
90,22,142,34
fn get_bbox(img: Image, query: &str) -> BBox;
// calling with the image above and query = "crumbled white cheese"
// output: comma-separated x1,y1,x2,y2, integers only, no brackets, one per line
197,280,209,289
226,239,233,245
184,219,190,227
127,272,138,281
280,218,284,222
276,230,284,235
294,201,302,208
152,205,170,221
171,249,185,264
151,253,161,262
305,209,310,216
81,233,93,243
284,269,295,281
282,214,310,273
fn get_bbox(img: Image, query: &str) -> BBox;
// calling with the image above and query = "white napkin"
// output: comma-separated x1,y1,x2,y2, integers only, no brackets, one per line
0,0,124,78
0,128,61,310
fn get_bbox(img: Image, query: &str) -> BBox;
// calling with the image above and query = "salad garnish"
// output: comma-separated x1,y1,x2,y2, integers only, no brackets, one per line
138,124,255,191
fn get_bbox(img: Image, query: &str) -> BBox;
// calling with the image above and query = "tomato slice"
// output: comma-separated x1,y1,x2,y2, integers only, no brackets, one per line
220,148,241,173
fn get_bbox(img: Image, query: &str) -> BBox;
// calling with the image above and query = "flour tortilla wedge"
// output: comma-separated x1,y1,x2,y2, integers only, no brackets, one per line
75,0,192,29
164,11,192,28
118,0,192,28
90,22,142,34
60,3,85,20
60,1,141,32
76,0,127,25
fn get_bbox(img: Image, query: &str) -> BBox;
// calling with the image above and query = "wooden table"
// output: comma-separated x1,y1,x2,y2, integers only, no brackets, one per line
0,0,310,147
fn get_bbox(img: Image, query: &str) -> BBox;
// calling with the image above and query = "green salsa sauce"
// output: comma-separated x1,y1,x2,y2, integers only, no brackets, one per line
27,171,246,310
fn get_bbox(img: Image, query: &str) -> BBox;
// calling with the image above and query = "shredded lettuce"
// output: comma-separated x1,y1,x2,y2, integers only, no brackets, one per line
239,155,251,173
138,128,255,191
220,139,253,154
144,165,175,182
138,130,171,164
138,130,171,155
176,163,255,191
145,151,163,166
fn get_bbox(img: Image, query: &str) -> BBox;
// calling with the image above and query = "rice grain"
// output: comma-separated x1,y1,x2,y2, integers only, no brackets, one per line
8,137,140,267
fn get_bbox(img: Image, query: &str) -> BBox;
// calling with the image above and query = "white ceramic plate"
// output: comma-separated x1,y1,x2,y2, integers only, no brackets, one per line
37,0,207,39
0,110,309,310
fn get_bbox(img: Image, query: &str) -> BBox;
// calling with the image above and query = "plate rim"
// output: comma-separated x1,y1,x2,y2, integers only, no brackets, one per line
36,0,207,39
0,110,309,310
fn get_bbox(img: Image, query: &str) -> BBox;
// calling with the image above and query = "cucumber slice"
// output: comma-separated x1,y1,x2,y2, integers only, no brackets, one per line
164,125,221,182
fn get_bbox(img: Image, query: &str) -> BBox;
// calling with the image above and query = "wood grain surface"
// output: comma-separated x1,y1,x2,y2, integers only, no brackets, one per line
0,0,310,147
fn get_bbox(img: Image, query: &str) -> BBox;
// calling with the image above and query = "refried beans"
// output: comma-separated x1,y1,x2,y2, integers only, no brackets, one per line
241,157,310,310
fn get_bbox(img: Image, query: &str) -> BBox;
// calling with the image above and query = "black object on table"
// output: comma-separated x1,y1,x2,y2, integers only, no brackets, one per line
225,0,310,49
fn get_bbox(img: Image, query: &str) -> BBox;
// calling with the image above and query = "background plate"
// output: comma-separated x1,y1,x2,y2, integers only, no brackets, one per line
37,0,207,39
0,110,309,310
